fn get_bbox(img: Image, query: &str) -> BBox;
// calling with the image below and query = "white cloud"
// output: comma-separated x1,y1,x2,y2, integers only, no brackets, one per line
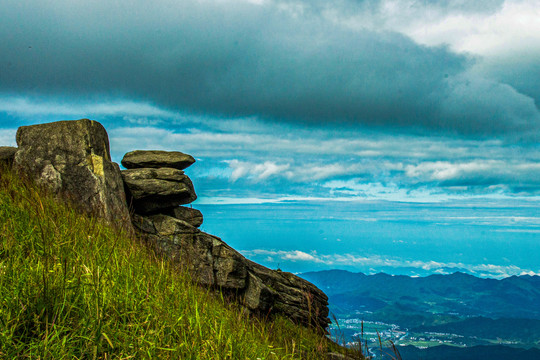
520,270,540,276
413,0,540,56
0,96,180,119
226,159,290,182
283,250,323,262
321,0,540,57
405,160,540,185
0,129,17,146
225,159,384,183
405,161,498,181
321,179,447,202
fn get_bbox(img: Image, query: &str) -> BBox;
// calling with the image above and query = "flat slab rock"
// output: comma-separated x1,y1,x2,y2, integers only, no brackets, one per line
122,168,197,214
122,150,195,170
132,213,330,330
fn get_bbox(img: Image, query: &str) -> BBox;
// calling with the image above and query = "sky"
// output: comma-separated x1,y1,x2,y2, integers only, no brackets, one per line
1,0,539,278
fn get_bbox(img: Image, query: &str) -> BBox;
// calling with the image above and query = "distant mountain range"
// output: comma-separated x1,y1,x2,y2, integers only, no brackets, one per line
300,270,540,359
301,270,540,320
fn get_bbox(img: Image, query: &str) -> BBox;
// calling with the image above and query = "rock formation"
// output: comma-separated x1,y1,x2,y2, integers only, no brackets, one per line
13,119,131,225
6,119,331,332
124,150,330,330
132,212,330,329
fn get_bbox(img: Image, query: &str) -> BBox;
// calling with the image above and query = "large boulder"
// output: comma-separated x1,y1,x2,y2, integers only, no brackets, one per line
122,150,195,170
13,119,131,225
122,168,197,214
133,213,330,330
0,146,17,167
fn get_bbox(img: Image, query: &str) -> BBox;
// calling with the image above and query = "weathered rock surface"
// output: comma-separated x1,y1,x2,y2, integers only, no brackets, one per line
14,119,131,225
122,168,197,214
132,213,330,330
0,146,17,167
244,259,330,328
163,206,204,227
122,150,195,170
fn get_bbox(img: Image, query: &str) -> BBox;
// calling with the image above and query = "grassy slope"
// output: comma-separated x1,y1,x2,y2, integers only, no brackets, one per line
0,166,347,359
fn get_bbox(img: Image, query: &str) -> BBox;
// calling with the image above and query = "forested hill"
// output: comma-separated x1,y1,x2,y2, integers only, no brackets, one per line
301,270,540,320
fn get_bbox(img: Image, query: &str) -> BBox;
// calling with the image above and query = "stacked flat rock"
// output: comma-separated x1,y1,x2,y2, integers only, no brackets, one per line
123,151,330,330
121,150,198,215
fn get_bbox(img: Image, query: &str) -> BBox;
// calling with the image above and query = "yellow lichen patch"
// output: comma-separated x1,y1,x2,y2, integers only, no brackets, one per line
88,153,105,177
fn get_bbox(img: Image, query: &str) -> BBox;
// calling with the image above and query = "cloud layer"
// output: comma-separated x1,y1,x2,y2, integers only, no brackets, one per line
241,249,540,278
1,0,539,138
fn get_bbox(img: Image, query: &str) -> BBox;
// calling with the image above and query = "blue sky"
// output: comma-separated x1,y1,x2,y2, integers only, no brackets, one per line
1,0,539,278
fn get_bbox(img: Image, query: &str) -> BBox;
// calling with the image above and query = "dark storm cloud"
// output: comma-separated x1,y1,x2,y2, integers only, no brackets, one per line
480,55,540,108
1,0,538,137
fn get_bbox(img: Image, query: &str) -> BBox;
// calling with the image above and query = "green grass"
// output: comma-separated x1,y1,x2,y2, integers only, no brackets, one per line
0,166,350,359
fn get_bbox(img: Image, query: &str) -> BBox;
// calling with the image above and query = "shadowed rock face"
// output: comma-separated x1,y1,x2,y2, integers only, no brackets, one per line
122,150,195,170
13,119,130,225
132,213,331,330
163,206,203,227
0,147,17,167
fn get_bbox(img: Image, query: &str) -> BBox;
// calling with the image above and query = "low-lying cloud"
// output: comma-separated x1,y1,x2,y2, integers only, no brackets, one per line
241,249,540,278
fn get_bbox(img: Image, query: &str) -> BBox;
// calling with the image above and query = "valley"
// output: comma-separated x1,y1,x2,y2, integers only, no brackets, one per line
301,270,540,358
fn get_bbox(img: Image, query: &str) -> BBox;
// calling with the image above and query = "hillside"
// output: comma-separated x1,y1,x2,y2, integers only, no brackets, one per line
0,165,348,359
